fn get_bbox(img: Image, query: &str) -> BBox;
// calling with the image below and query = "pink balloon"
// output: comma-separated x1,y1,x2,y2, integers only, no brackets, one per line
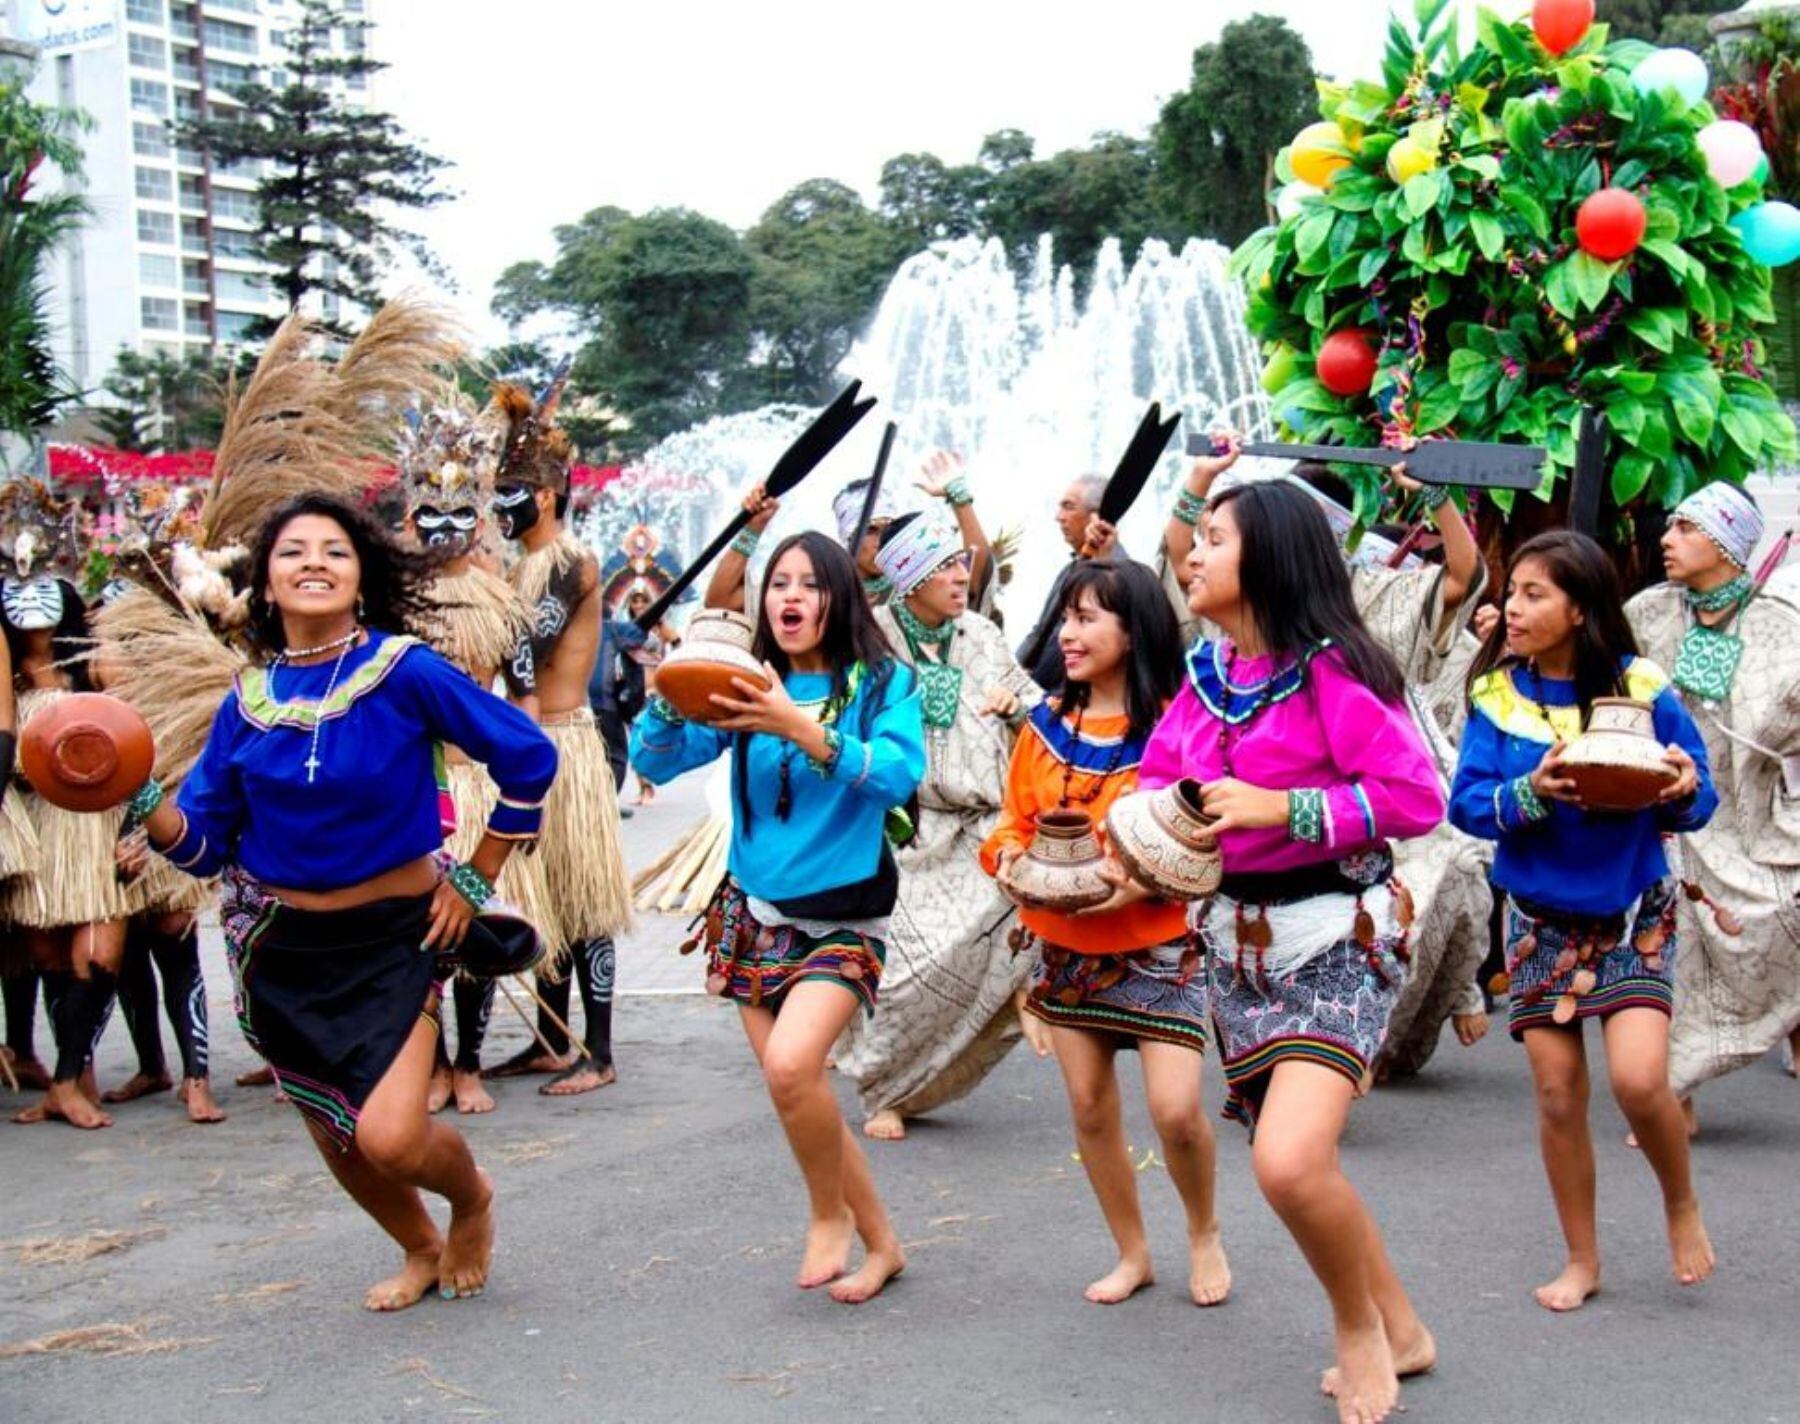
1697,120,1763,189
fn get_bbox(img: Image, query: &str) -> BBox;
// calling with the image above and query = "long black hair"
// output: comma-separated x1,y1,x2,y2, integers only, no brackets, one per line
1053,559,1182,741
1468,530,1637,723
1206,481,1406,704
247,492,437,657
737,531,897,834
3,578,94,693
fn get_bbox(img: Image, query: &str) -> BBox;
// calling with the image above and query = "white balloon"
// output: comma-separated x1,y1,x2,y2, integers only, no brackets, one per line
1276,181,1321,222
1696,119,1763,188
1631,47,1709,108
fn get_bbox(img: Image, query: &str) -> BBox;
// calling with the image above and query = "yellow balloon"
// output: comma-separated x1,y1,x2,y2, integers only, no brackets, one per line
1386,135,1437,185
1291,121,1351,189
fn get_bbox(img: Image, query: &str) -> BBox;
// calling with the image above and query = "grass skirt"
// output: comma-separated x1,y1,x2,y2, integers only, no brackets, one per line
538,709,631,945
446,757,556,970
0,784,40,884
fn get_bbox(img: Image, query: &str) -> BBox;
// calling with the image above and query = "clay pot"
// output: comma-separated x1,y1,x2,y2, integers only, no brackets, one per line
1561,697,1678,812
653,610,773,723
20,693,156,813
1105,778,1222,902
1006,810,1113,913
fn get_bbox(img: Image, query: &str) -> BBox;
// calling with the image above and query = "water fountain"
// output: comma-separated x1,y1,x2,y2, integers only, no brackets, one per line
629,231,1275,627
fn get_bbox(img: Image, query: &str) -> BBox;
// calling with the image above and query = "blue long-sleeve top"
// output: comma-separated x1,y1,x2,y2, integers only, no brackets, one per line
1449,657,1716,917
629,660,926,903
166,632,558,890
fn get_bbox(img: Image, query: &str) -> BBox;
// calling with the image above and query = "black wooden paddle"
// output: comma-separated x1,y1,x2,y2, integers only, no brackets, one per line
849,421,900,558
1233,438,1545,491
1083,402,1182,554
634,380,877,631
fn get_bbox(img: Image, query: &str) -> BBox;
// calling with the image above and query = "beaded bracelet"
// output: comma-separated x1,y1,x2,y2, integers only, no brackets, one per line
807,726,845,778
447,861,495,911
1287,787,1326,843
1172,488,1207,527
943,476,974,508
645,694,687,726
730,527,762,558
1417,484,1452,512
1508,773,1549,824
126,780,166,820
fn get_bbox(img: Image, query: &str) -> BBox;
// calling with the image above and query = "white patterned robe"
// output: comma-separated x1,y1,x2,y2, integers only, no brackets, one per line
835,609,1043,1118
1629,582,1800,1094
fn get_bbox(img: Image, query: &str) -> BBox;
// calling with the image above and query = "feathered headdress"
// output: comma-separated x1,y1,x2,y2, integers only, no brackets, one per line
0,478,84,581
396,400,504,513
489,357,574,496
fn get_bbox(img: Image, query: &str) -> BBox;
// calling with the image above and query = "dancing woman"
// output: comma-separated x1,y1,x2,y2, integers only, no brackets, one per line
1132,482,1443,1424
131,493,556,1310
1451,531,1716,1313
631,531,924,1304
981,560,1232,1309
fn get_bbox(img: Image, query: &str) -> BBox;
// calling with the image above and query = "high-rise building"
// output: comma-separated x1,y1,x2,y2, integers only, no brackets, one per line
7,0,376,397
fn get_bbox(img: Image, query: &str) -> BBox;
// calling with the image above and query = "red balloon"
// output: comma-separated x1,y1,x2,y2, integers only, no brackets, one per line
1317,328,1378,397
1532,0,1594,56
1575,187,1647,261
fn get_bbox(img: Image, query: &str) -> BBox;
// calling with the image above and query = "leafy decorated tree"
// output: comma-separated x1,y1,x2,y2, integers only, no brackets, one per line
1232,0,1797,549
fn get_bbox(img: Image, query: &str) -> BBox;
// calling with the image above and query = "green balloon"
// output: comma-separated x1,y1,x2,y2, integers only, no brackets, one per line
1754,153,1770,186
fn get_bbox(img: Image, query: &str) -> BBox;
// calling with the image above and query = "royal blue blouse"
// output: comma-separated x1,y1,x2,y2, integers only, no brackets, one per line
628,662,925,903
167,632,557,890
1449,658,1716,917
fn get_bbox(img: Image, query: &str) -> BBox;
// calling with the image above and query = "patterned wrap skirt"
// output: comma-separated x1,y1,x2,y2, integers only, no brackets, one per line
1503,878,1678,1040
221,867,443,1152
1022,937,1209,1053
691,878,885,1017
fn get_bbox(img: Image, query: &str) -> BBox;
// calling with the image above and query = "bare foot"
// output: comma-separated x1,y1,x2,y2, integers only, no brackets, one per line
1188,1225,1232,1306
101,1070,172,1104
236,1065,275,1087
485,1045,572,1080
539,1061,615,1096
13,1080,112,1129
1534,1260,1601,1312
863,1109,906,1141
1668,1201,1715,1287
181,1078,227,1124
1,1048,49,1091
1329,1322,1400,1424
438,1169,496,1300
796,1208,855,1289
1084,1255,1154,1304
1324,1323,1434,1396
427,1064,453,1113
449,1069,493,1114
829,1243,906,1304
364,1246,442,1312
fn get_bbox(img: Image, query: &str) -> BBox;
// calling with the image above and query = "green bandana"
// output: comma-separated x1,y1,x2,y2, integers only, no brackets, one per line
895,600,962,730
1685,573,1752,614
863,574,893,606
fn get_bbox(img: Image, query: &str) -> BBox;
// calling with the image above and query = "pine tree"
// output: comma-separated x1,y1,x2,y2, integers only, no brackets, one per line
176,0,449,336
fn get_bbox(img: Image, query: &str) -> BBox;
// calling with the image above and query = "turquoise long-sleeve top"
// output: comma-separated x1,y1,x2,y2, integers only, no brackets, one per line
167,632,557,889
630,661,925,903
1449,657,1716,917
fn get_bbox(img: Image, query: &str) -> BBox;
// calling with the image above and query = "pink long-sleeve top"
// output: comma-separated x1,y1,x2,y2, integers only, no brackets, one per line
1139,640,1445,875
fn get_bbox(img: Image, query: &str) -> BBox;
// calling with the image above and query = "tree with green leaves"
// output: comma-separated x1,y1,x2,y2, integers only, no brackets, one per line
95,346,234,452
1153,14,1320,248
984,132,1165,281
1233,0,1795,548
877,152,985,249
176,0,448,336
1597,0,1737,52
1,64,87,442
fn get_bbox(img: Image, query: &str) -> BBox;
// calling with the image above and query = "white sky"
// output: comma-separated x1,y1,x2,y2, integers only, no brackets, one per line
382,0,1497,342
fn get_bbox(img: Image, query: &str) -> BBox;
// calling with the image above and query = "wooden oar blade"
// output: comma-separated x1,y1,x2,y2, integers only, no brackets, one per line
765,380,876,497
1096,402,1180,526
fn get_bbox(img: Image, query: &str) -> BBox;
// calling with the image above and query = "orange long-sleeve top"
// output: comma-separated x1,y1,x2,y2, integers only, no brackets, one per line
979,701,1189,956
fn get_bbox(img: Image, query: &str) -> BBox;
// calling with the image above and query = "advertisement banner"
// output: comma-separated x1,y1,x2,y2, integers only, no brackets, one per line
15,0,121,55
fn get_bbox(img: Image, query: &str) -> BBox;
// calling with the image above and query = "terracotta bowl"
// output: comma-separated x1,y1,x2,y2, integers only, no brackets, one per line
1561,697,1678,812
20,693,156,813
653,610,773,723
1007,809,1113,913
1105,778,1222,902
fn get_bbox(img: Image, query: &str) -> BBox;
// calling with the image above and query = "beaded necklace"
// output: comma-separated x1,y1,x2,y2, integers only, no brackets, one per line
1056,701,1129,808
271,626,362,784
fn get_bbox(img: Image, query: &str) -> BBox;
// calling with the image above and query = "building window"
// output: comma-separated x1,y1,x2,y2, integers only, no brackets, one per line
208,0,258,13
135,166,174,202
140,253,179,289
217,311,261,343
207,59,255,92
211,187,259,222
209,225,259,260
137,208,176,245
133,121,171,158
214,270,267,305
141,297,179,332
128,33,167,70
130,78,169,116
127,0,164,22
203,18,258,55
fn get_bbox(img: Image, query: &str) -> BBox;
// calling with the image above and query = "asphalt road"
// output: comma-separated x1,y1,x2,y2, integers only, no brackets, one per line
2,774,1796,1422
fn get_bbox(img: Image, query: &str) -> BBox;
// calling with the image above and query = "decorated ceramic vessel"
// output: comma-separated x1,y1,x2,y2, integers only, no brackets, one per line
652,610,772,723
1104,778,1222,902
1561,697,1678,812
1007,810,1113,913
20,692,156,813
